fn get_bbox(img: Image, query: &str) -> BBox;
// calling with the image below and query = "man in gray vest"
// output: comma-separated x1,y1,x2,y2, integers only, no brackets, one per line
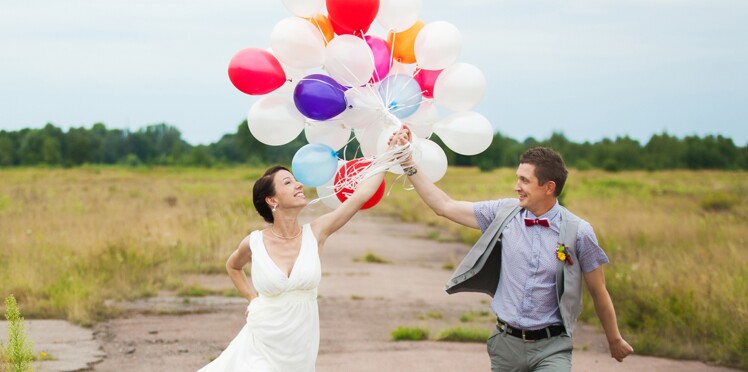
391,130,633,371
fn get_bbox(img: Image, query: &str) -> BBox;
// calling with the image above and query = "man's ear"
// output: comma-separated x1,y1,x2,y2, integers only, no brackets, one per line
546,181,557,196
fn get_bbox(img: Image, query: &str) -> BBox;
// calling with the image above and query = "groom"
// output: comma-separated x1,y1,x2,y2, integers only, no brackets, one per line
392,128,633,371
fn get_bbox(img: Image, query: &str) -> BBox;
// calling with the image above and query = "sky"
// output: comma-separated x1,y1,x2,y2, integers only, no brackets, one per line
1,0,746,146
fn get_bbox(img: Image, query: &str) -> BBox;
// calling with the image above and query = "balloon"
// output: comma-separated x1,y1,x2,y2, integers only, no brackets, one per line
271,17,326,69
414,138,448,182
334,158,385,210
414,21,462,70
294,74,347,120
379,74,422,119
228,48,286,95
308,13,335,45
247,96,305,146
387,20,424,64
341,85,387,129
354,126,383,157
376,0,421,32
433,63,486,112
326,0,380,35
292,143,339,187
305,119,352,151
329,16,369,36
404,99,438,138
282,0,324,17
365,36,391,83
413,68,442,98
325,35,375,86
433,111,493,156
316,160,345,209
267,48,307,94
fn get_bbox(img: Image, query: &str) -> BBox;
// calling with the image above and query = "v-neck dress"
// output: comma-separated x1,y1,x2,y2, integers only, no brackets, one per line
198,224,322,372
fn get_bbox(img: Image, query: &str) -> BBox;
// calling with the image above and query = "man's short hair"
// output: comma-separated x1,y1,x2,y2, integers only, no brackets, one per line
519,147,568,197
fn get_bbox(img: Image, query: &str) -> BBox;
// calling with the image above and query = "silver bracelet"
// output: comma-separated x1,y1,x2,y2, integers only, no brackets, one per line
404,166,418,176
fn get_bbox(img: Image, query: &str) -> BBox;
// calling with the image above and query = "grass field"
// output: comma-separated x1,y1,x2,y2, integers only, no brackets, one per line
0,166,746,369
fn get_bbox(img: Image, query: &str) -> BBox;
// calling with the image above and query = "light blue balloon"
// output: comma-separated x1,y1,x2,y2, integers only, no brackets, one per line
378,74,422,119
292,143,338,187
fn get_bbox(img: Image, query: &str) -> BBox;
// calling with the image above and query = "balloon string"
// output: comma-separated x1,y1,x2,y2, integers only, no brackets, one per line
311,142,414,206
310,17,330,45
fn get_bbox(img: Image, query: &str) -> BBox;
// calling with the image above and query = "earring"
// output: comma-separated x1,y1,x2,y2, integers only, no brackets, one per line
271,205,277,212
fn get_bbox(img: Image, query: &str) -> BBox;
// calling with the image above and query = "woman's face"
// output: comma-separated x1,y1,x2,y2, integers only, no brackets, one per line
268,169,307,210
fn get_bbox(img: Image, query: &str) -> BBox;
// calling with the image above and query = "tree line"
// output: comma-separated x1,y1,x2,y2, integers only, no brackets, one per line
0,122,746,171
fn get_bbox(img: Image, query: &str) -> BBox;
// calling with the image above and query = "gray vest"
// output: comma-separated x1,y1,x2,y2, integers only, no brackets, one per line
445,199,584,336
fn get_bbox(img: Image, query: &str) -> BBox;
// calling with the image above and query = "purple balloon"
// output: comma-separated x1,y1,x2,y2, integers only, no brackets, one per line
294,74,347,121
365,36,391,83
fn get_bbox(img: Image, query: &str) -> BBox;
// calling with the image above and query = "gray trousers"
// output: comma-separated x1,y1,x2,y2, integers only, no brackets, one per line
487,325,573,372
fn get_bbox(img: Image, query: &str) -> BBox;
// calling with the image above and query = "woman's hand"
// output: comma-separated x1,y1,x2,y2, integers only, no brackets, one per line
387,126,414,166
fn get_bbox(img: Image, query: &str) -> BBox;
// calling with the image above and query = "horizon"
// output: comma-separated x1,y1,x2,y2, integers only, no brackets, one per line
1,0,746,146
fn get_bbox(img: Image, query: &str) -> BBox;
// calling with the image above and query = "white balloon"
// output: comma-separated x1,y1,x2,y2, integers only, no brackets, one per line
414,138,448,182
271,17,325,69
377,0,422,32
388,60,413,77
434,63,486,112
414,21,462,70
316,160,345,209
433,111,493,156
325,35,375,86
404,99,438,138
248,96,305,146
354,126,383,157
304,119,352,151
281,0,323,18
341,85,387,129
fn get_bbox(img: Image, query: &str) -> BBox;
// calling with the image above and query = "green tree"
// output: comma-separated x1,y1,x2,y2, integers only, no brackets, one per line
0,133,14,166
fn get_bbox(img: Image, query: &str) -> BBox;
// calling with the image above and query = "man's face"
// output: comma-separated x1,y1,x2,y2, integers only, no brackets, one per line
514,163,553,211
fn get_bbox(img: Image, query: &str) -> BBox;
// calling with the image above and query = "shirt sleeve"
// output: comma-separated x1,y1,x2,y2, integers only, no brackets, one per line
473,199,504,233
575,221,610,273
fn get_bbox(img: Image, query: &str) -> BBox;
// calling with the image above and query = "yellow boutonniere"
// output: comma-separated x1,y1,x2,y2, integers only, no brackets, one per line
556,243,573,265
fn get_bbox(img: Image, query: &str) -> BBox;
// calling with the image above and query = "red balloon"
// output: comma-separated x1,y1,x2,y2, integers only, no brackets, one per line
228,48,286,95
334,159,385,210
327,0,379,35
413,68,443,99
329,16,368,37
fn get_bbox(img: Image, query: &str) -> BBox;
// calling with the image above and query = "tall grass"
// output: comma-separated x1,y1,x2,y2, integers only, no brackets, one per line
3,295,34,371
378,168,748,369
0,167,266,326
1,167,746,368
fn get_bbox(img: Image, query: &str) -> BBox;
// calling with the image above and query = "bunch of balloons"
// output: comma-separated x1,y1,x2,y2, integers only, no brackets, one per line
228,0,494,209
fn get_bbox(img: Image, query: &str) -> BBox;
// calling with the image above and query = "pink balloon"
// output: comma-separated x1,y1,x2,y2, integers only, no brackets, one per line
365,36,391,83
413,68,442,99
228,48,287,95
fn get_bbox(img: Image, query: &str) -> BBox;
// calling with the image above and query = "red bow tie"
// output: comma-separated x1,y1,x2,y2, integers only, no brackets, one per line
524,218,550,227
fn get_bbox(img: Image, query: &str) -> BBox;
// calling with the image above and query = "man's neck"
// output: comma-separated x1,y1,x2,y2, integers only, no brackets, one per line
528,198,557,217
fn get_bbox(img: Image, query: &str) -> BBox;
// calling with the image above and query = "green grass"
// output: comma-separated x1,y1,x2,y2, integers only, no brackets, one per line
417,311,443,320
436,327,491,343
1,166,746,369
390,326,429,341
354,251,390,264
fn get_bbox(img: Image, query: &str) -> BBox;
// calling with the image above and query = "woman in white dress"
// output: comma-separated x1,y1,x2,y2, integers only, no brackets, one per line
199,161,391,372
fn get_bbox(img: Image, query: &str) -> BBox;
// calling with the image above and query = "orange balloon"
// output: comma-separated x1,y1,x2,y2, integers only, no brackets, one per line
387,20,424,64
308,14,335,45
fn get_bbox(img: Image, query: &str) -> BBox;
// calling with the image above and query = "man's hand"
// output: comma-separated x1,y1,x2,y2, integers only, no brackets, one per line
609,338,634,362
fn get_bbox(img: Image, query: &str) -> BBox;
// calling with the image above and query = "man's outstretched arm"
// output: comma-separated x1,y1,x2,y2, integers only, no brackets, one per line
393,128,479,229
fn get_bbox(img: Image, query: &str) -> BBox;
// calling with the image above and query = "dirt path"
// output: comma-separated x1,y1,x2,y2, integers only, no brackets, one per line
10,213,738,371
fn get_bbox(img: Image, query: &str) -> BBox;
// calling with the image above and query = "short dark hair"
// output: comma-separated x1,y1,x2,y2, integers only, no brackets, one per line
519,147,568,197
252,166,289,223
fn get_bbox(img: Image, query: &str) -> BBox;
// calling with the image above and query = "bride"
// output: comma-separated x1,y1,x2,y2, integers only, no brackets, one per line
199,139,407,371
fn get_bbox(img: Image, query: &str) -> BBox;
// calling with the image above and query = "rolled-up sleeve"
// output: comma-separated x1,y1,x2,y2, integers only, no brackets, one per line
473,199,504,233
575,221,610,273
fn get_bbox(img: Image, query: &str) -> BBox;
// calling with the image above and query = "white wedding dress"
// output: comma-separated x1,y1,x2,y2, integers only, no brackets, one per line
199,224,321,372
